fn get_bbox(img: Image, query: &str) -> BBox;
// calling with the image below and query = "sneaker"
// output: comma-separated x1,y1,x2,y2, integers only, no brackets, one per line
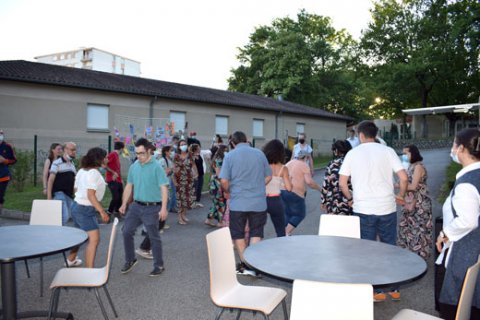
373,292,386,302
388,290,401,301
66,258,83,267
121,259,138,274
149,266,165,277
135,248,153,260
196,202,204,208
163,224,170,230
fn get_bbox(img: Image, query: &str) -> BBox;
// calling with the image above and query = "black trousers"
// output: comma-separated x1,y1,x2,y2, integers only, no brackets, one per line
140,220,165,251
107,181,123,213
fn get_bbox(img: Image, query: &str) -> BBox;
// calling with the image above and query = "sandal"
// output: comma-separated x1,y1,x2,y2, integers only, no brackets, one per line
178,220,188,225
204,219,217,227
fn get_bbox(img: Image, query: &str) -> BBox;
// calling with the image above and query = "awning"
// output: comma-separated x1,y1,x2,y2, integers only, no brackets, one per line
402,103,480,115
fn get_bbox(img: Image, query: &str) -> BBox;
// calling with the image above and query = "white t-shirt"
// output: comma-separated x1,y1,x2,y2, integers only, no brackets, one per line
346,137,360,148
292,143,313,159
74,168,106,206
339,142,404,215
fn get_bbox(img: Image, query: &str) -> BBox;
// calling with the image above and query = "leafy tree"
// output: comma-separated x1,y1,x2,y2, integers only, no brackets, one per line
228,10,361,118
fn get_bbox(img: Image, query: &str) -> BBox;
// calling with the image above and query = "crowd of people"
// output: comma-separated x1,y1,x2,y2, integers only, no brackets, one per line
0,122,478,318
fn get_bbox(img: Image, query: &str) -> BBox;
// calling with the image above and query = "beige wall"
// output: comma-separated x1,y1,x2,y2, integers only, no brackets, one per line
0,80,347,163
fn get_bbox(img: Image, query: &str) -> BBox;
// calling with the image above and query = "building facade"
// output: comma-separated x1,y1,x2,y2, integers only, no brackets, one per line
0,60,351,172
35,47,141,76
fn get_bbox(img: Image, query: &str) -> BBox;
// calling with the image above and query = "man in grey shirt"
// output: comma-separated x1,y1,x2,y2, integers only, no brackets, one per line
220,131,272,275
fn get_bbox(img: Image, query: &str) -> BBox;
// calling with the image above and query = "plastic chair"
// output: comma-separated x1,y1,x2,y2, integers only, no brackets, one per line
290,279,373,320
318,214,361,239
392,255,480,320
206,227,288,320
25,199,67,296
47,218,119,320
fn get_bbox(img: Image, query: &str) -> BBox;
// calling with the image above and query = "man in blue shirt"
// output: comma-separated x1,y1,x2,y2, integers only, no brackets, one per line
119,138,169,277
220,131,272,275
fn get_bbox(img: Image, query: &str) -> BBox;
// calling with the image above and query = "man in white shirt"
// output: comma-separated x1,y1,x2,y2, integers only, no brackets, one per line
339,121,407,301
346,129,360,148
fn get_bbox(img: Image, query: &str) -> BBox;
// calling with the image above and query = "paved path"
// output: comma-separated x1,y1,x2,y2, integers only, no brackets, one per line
0,149,451,320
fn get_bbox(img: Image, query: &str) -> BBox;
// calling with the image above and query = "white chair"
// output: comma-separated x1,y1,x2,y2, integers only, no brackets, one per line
290,279,373,320
25,199,66,296
318,214,361,239
47,218,119,320
206,227,288,320
392,255,480,320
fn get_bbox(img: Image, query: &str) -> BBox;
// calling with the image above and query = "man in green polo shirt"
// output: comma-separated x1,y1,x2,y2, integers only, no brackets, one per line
119,138,169,277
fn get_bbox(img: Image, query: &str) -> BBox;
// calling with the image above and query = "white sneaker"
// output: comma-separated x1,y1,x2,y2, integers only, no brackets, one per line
196,203,204,208
66,258,83,267
135,248,153,260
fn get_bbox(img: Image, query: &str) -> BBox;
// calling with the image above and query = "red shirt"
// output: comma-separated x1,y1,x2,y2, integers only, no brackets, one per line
106,151,122,183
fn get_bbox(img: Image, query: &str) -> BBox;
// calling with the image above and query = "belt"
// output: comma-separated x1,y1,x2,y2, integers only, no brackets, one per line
134,200,162,206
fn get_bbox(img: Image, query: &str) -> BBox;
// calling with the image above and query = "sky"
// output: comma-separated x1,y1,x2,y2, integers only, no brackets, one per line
0,0,374,90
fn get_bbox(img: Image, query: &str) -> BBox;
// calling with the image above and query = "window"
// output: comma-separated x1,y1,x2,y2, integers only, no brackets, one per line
215,116,228,135
170,111,186,132
296,123,305,134
253,119,264,137
87,104,109,131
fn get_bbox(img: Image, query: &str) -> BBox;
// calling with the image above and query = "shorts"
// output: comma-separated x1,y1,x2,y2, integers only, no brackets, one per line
229,210,267,240
281,190,306,227
0,181,8,204
71,201,99,232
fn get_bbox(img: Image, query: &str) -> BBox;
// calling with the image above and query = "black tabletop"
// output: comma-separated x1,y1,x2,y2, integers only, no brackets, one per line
0,225,88,262
244,235,427,286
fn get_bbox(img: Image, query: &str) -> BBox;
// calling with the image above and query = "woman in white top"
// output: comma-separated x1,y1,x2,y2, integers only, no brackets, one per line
42,143,62,195
71,147,109,268
291,133,314,176
436,128,480,319
263,139,292,237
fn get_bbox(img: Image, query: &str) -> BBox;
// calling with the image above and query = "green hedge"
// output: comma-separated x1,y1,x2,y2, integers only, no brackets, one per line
437,161,462,203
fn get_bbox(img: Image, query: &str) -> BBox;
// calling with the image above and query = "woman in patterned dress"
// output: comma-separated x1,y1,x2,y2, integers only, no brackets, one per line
321,140,352,215
397,144,433,260
204,144,228,227
173,139,196,224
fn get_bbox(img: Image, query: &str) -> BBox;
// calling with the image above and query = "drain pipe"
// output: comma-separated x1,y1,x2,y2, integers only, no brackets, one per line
149,96,158,126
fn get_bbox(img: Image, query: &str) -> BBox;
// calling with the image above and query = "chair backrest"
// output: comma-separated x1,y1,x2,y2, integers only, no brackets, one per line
206,227,239,303
30,199,62,226
290,279,373,320
101,218,119,284
318,214,361,239
456,255,480,320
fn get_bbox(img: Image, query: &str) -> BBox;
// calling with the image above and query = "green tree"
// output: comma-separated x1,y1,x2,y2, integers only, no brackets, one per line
228,10,360,117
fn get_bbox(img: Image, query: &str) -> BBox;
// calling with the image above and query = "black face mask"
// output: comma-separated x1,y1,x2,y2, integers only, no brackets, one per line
299,139,305,144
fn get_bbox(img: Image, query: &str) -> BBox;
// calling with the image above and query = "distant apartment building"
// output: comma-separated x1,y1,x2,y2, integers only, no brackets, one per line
34,47,141,76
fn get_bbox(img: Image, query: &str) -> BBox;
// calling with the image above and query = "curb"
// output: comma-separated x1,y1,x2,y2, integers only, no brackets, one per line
1,208,30,221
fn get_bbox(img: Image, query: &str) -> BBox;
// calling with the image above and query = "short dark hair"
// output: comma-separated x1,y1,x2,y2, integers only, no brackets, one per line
80,147,107,169
135,138,151,149
357,121,378,139
455,128,480,160
332,140,352,156
161,145,172,158
262,139,286,164
114,141,125,150
190,143,200,153
231,131,247,144
404,144,423,163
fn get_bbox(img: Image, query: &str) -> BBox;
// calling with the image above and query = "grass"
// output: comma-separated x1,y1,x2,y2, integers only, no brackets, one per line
437,161,462,203
5,155,331,212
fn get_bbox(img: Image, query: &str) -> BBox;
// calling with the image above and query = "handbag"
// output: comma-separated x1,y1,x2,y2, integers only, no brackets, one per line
404,191,416,212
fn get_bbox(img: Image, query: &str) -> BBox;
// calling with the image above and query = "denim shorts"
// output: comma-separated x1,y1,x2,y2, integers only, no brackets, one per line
71,201,99,232
281,190,306,227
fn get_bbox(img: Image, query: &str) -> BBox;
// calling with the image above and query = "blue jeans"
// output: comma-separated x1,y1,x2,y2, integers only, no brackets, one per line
354,212,397,245
281,190,306,228
355,211,398,293
122,202,164,268
168,179,177,211
53,191,73,225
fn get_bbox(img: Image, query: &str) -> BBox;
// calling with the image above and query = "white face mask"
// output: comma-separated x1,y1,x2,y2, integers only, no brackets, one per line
450,149,460,164
0,135,4,142
180,145,188,152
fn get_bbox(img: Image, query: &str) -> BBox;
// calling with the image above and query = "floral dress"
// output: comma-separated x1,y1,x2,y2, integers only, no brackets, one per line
173,153,195,210
321,157,352,215
397,162,433,260
208,158,226,222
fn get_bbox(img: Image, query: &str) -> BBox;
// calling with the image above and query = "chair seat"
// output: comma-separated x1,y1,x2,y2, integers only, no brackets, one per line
50,266,108,288
392,309,442,320
215,284,287,315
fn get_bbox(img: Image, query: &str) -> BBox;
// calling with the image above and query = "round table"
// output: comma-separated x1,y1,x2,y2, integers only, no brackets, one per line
0,225,87,320
244,235,427,286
